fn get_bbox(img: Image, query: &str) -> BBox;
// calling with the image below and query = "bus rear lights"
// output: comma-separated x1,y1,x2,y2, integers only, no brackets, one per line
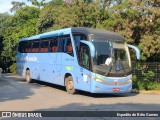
95,86,100,90
112,88,120,91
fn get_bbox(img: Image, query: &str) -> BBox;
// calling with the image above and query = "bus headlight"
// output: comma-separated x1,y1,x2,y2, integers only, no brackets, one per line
95,78,103,83
127,79,132,83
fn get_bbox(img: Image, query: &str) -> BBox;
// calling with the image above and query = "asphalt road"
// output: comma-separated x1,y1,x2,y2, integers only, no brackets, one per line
0,73,160,120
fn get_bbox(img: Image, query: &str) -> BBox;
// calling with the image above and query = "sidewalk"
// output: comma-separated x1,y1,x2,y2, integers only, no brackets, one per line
132,89,160,95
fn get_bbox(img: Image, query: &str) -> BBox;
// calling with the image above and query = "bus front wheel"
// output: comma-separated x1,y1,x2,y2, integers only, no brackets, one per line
65,76,77,94
25,70,32,83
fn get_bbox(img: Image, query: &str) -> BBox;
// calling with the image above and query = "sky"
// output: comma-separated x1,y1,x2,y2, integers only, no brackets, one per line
0,0,51,13
0,0,29,13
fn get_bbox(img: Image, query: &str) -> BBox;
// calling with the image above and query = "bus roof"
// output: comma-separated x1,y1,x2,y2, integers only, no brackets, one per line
71,27,124,41
20,27,124,41
20,28,71,41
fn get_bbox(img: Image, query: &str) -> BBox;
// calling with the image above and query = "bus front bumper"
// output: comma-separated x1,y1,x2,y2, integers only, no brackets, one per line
90,80,132,94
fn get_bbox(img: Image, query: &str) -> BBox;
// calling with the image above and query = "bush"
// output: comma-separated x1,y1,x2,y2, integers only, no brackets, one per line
142,70,155,90
132,75,139,89
132,70,160,90
9,63,16,74
132,75,144,90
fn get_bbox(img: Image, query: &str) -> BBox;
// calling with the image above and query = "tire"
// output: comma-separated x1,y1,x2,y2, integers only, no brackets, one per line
65,76,77,94
25,70,32,83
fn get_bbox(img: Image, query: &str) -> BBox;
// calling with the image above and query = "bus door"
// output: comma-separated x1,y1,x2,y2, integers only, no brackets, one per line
78,43,91,92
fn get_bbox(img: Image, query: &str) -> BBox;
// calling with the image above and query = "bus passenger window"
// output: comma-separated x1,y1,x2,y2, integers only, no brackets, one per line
31,40,40,53
57,35,73,56
66,38,73,55
18,41,25,53
40,40,49,52
50,37,58,52
67,44,72,53
72,33,87,52
25,41,32,53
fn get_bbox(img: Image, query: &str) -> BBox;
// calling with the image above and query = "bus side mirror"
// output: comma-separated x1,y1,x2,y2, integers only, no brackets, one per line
80,40,95,57
128,44,140,60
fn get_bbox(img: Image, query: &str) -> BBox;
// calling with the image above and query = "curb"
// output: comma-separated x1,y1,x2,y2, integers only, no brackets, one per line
132,89,160,95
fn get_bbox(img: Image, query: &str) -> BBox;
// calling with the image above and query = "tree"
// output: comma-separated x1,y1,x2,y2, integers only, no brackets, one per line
48,0,65,6
0,13,11,68
37,0,108,32
36,0,65,33
10,1,26,12
2,6,40,63
102,0,160,61
0,13,10,37
1,0,159,70
28,0,46,8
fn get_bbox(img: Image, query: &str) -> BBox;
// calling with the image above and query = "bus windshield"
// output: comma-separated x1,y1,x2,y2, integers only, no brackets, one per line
91,37,131,76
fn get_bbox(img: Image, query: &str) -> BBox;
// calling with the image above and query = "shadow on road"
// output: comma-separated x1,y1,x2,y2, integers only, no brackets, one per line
77,91,138,98
31,79,139,98
32,103,160,120
1,103,160,120
35,102,160,111
0,73,139,104
0,74,36,103
32,79,66,92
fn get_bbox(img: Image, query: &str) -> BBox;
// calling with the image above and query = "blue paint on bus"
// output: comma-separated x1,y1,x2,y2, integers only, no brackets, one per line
16,27,140,94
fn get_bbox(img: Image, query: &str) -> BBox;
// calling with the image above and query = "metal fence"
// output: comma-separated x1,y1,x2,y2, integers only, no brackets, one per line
132,62,160,83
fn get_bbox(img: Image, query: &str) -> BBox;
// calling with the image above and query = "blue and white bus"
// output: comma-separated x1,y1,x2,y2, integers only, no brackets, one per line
17,27,140,94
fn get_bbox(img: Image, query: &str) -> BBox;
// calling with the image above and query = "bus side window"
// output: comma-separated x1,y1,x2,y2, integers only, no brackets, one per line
31,40,40,53
72,34,87,52
40,40,49,52
50,37,58,52
66,37,73,56
18,41,25,53
58,35,73,56
79,43,90,70
25,41,32,53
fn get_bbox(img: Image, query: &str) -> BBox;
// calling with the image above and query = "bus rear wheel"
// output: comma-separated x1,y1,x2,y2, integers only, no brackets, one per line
25,70,32,83
65,76,77,94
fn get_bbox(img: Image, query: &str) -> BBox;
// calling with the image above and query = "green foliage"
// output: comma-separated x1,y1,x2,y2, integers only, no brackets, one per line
10,1,26,12
9,63,16,74
142,71,155,90
48,0,64,6
0,0,160,75
0,13,11,65
28,0,46,8
102,0,160,61
37,0,108,33
132,75,140,90
132,70,160,90
0,13,10,37
2,6,40,62
153,84,160,90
